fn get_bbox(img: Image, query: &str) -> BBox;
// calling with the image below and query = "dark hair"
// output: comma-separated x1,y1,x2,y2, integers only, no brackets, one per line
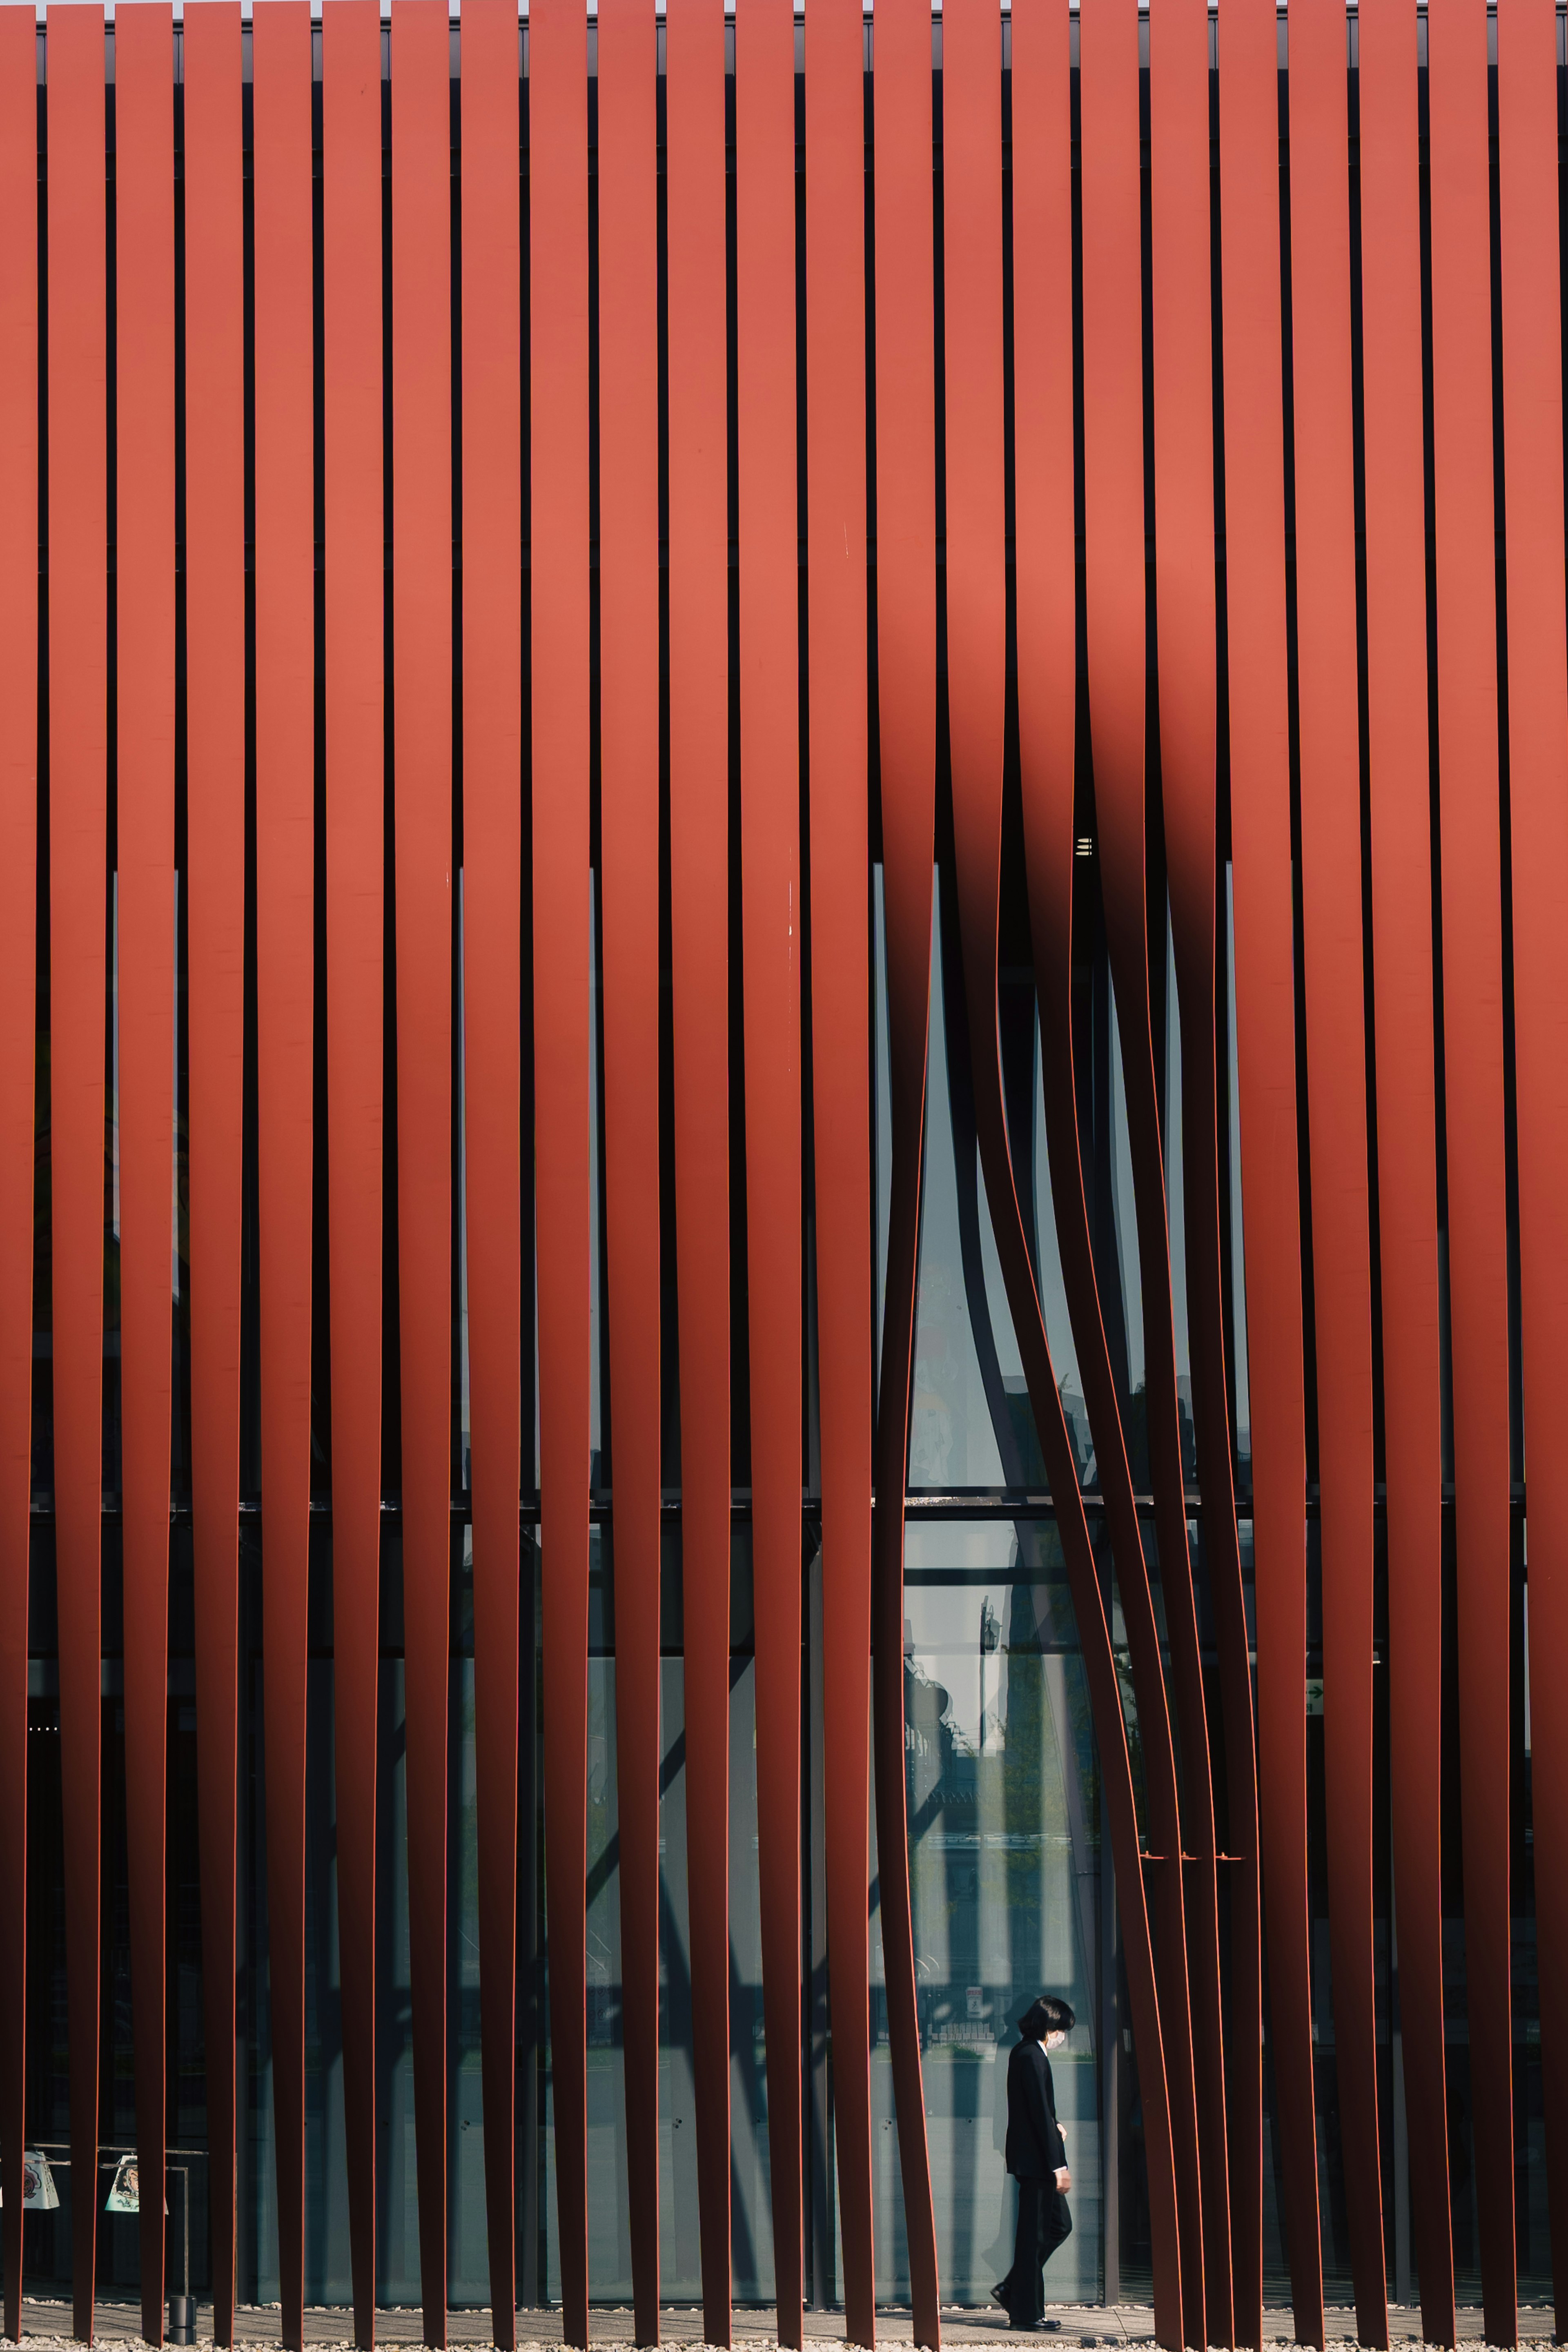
1018,1995,1076,2041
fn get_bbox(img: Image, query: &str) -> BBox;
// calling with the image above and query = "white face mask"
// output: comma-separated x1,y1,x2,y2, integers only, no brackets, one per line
1044,2028,1066,2050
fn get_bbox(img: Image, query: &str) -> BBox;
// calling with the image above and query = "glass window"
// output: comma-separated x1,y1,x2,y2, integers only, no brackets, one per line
872,1521,1103,2305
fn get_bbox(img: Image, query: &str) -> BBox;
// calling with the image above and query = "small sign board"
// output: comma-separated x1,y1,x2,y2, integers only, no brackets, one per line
105,2155,141,2214
15,2149,60,2210
104,2154,166,2216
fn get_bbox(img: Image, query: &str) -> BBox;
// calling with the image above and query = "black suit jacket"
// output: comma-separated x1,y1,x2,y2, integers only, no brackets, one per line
1004,2036,1067,2180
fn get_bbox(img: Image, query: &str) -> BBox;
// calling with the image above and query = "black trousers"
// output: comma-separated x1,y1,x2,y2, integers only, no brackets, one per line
1000,2173,1072,2326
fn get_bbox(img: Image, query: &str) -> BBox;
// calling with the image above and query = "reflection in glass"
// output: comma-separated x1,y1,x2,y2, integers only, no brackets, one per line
1031,1017,1094,1485
544,1659,777,2306
871,1524,1102,2305
1107,980,1144,1410
911,878,1008,1490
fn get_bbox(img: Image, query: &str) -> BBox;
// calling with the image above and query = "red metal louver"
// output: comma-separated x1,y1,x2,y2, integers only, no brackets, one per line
1216,6,1324,2340
183,12,246,2337
1497,0,1568,2312
0,11,36,2337
599,0,664,2336
1285,14,1387,2341
528,1,595,2339
392,8,458,2337
1147,0,1262,2334
322,7,386,2333
459,5,526,2336
736,2,806,2340
1076,12,1214,2333
252,10,317,2337
868,3,940,2335
665,0,735,2334
1005,11,1185,2336
48,16,110,2334
1426,3,1517,2336
1356,10,1456,2336
115,11,177,2338
804,0,877,2336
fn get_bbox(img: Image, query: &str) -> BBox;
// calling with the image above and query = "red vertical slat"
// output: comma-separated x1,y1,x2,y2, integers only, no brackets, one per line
804,2,875,2337
598,0,662,2334
251,11,316,2339
1075,13,1216,2333
1147,1,1264,2334
1012,0,1116,1588
1004,12,1187,2334
1285,12,1387,2341
183,12,246,2337
1216,5,1324,2339
1425,4,1516,2335
115,11,176,2338
1017,27,1193,2207
664,0,733,2332
321,6,384,2333
1497,0,1568,2310
735,4,803,2338
0,13,36,2337
949,11,1197,2340
939,0,1009,1370
528,1,592,2338
47,16,108,2334
868,2,940,2332
391,9,455,2338
459,5,523,2335
1356,9,1456,2338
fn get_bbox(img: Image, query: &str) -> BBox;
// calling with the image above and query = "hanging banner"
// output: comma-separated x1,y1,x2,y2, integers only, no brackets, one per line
105,2155,140,2214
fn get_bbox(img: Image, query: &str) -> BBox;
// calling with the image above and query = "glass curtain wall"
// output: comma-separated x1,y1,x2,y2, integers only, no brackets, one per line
12,833,1553,2314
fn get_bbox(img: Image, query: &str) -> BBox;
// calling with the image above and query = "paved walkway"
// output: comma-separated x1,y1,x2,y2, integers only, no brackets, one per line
7,2304,1559,2350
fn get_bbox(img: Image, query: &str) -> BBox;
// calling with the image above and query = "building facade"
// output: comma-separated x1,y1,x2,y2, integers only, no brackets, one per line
0,3,1560,2349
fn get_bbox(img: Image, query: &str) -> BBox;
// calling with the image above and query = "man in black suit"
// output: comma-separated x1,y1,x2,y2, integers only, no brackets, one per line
993,1995,1074,2331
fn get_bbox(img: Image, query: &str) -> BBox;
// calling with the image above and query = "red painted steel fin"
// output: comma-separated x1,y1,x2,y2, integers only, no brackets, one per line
0,10,36,2336
598,0,663,2336
1497,0,1568,2317
665,0,734,2334
183,11,247,2337
322,7,385,2334
116,11,178,2338
1356,9,1456,2336
869,2,941,2334
736,5,805,2339
1007,9,1187,2337
1147,0,1264,2336
1075,12,1216,2334
1216,5,1325,2340
459,5,524,2336
47,15,109,2335
804,1,877,2338
12,18,1544,2352
529,2,594,2339
1426,1,1517,2335
392,9,457,2339
1286,14,1388,2341
252,11,318,2339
